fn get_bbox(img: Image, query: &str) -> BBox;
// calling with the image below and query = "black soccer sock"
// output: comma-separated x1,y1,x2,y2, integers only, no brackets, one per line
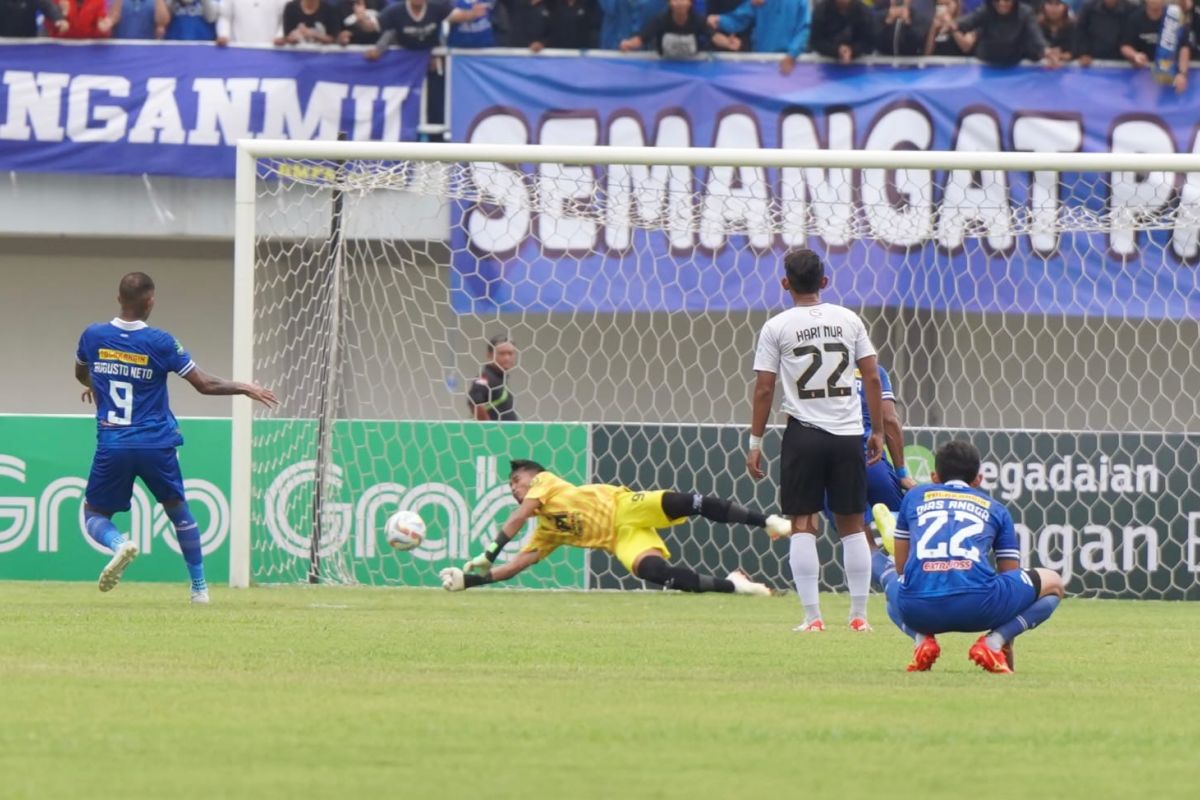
634,555,736,593
660,492,767,528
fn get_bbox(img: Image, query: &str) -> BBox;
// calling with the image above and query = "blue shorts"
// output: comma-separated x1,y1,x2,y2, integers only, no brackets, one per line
896,570,1041,634
825,458,905,525
86,447,186,513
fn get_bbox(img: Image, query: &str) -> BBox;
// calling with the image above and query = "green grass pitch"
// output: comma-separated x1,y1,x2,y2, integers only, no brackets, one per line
3,583,1197,799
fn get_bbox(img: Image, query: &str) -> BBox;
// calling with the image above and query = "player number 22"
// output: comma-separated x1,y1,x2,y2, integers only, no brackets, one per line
792,343,851,400
915,509,982,562
107,381,134,426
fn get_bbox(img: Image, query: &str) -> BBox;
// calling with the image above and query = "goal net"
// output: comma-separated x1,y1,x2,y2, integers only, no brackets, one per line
232,142,1200,600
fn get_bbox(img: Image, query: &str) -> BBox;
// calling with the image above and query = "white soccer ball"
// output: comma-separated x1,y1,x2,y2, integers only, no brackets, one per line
384,510,426,552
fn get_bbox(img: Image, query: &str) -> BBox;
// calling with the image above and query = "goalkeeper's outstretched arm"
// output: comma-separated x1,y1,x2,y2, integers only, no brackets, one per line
440,496,541,591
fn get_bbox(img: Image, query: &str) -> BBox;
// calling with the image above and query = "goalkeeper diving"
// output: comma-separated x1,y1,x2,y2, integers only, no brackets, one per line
439,460,792,594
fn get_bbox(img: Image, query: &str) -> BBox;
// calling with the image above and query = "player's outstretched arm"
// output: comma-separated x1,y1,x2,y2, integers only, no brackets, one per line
182,367,279,407
441,550,541,591
463,495,539,574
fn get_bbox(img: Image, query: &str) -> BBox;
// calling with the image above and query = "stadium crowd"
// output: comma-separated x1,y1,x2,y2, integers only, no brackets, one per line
0,0,1194,85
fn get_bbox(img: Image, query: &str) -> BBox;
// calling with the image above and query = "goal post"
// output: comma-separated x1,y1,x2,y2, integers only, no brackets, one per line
230,140,1200,598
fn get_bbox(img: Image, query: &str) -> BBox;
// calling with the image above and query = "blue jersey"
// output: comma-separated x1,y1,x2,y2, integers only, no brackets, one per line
856,364,894,447
894,480,1021,597
76,318,195,450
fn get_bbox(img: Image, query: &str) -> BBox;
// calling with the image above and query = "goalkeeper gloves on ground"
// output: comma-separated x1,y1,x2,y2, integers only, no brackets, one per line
439,567,465,592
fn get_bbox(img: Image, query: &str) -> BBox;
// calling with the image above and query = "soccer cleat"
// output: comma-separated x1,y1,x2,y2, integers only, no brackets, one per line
848,617,873,632
968,635,1014,674
792,619,826,633
906,636,941,672
765,514,792,540
97,541,139,593
190,589,210,605
872,503,896,556
726,568,771,596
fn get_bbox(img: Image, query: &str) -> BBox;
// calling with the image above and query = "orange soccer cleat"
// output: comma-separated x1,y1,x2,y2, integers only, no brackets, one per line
968,635,1014,674
793,619,826,633
906,636,941,672
848,618,873,632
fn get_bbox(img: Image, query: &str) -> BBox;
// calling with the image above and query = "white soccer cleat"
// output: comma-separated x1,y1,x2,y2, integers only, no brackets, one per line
190,589,210,605
792,619,827,633
98,541,139,593
726,568,771,596
765,514,792,539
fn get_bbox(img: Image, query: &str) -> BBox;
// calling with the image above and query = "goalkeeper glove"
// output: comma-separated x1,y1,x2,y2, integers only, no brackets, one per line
462,552,493,576
439,567,465,592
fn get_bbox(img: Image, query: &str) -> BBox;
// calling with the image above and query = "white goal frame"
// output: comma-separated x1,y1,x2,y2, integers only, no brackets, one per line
230,140,1200,588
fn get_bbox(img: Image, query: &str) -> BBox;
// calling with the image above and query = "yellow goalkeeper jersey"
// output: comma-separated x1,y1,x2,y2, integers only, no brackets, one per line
521,472,626,557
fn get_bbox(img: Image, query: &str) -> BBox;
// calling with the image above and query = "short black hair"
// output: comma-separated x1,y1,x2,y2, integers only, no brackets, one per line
487,334,511,353
783,249,824,294
935,440,981,484
509,459,546,478
118,272,155,307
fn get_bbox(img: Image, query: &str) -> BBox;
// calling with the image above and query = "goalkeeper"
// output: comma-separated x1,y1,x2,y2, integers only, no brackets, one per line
439,460,791,594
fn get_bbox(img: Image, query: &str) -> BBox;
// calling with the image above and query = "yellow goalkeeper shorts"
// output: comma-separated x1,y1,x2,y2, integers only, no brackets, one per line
611,490,686,573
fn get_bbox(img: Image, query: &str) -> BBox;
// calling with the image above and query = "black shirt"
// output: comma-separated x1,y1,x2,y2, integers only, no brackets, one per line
1075,0,1129,59
1040,19,1075,56
283,0,343,37
637,10,708,54
468,363,518,421
545,0,597,49
811,0,877,59
502,0,550,46
958,4,1045,65
337,0,387,45
1121,8,1166,61
378,0,453,49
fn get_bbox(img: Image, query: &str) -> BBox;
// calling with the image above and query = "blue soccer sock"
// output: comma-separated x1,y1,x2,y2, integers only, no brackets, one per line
84,509,127,553
166,502,207,591
872,549,920,640
986,595,1061,649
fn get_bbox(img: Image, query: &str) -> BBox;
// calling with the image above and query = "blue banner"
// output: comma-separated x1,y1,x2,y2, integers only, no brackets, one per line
0,42,428,179
450,55,1200,320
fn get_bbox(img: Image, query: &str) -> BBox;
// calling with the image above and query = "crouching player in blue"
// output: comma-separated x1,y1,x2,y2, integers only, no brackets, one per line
872,440,1064,673
75,272,278,603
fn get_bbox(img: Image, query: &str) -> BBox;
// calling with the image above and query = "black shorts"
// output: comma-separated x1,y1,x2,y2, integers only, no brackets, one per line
779,418,866,516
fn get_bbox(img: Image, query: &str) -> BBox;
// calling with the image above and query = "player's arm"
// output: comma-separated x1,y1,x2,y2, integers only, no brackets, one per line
747,370,776,480
461,495,540,575
182,367,278,407
442,548,542,591
857,355,885,465
74,361,91,388
880,399,916,490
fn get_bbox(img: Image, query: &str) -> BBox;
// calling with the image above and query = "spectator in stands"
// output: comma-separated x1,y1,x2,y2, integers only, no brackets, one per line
620,0,709,56
501,0,550,47
1074,0,1129,63
704,0,749,48
953,0,1051,65
1038,0,1075,61
448,0,498,46
109,0,164,38
49,0,114,37
926,0,975,54
599,0,666,49
2,0,68,36
163,0,218,39
1120,0,1172,67
810,0,876,62
545,0,599,47
337,0,386,44
367,0,485,56
217,0,289,44
875,0,934,56
708,0,811,74
276,0,340,43
467,335,519,422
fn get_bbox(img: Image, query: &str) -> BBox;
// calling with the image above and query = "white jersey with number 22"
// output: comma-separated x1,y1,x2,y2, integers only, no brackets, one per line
753,303,877,436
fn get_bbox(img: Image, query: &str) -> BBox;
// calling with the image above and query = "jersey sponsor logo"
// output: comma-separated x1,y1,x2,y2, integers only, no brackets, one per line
173,339,185,355
922,559,974,572
922,490,991,508
98,348,150,366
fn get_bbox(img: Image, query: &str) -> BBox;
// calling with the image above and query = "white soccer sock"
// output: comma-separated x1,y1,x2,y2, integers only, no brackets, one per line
841,531,871,621
789,533,821,622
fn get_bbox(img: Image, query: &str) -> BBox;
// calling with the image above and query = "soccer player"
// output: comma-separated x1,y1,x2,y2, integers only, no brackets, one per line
438,460,792,593
845,363,918,534
873,440,1065,673
748,248,885,633
75,272,278,602
467,334,518,421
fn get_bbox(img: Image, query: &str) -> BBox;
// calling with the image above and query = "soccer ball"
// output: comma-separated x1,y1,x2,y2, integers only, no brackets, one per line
384,510,426,552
